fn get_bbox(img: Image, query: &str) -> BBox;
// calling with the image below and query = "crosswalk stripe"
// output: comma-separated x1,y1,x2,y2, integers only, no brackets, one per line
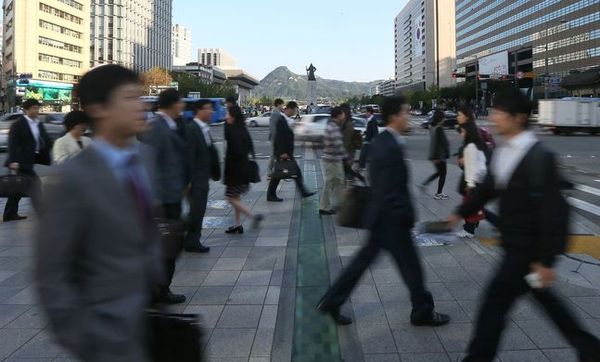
575,184,600,197
568,197,600,217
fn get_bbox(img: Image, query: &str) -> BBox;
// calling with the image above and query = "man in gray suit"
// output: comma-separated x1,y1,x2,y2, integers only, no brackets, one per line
35,65,164,362
267,98,284,177
142,88,187,304
184,100,214,253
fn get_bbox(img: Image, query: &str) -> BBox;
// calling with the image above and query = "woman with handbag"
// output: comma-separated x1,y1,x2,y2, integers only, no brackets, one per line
457,121,488,238
223,105,263,234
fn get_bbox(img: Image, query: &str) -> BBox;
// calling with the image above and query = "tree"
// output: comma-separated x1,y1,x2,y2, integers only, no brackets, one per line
142,67,172,94
169,71,237,99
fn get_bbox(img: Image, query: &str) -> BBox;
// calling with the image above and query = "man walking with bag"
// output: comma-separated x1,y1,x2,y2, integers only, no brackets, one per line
3,99,51,221
142,88,187,304
317,96,450,327
319,106,346,215
266,101,314,202
267,98,284,178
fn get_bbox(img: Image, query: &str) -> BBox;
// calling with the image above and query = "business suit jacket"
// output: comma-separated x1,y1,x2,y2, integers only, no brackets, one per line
457,142,568,267
143,115,187,204
365,130,416,233
186,120,212,189
52,133,93,164
224,123,254,187
428,125,449,160
273,114,294,157
5,116,52,173
365,117,379,143
268,109,281,141
35,146,164,361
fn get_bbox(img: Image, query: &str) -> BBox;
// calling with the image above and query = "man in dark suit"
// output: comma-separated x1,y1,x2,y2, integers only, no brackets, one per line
184,99,215,253
317,96,450,327
448,91,600,361
267,98,284,177
359,106,379,169
35,65,164,361
142,88,187,304
266,101,314,202
3,99,51,221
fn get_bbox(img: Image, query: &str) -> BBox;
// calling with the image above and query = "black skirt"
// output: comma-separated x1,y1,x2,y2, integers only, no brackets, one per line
225,184,250,197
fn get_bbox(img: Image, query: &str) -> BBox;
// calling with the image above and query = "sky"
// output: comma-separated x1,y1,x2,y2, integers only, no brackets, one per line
173,0,408,82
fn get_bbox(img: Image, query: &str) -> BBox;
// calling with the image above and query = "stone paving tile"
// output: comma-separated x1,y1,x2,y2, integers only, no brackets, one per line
355,322,397,354
399,353,450,362
183,305,224,329
178,257,218,271
190,286,234,305
205,328,256,358
352,303,388,325
498,350,550,362
212,258,247,271
264,286,280,305
498,321,537,351
376,283,410,303
220,247,253,259
0,328,40,360
350,284,381,304
2,286,36,305
0,271,32,287
516,319,571,349
363,354,401,362
10,330,63,359
0,305,31,328
4,306,48,329
434,322,473,352
542,348,578,362
444,281,484,301
171,270,209,287
217,305,262,329
258,305,277,329
434,301,470,323
390,323,445,353
203,271,241,286
250,328,274,357
227,286,268,305
569,296,600,318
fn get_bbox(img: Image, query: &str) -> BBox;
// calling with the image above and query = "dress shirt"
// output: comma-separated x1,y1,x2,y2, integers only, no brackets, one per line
155,112,177,130
385,127,406,146
193,118,212,146
24,115,41,152
282,113,296,128
490,130,538,189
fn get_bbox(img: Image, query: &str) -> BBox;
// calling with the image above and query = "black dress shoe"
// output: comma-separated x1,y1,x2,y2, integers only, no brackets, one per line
319,209,336,215
158,291,187,305
4,215,27,222
302,191,316,198
267,196,283,202
184,245,210,253
225,225,244,234
411,312,451,327
316,303,353,325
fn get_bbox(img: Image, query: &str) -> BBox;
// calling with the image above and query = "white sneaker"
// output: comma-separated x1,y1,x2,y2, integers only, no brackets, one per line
434,193,449,200
456,230,475,238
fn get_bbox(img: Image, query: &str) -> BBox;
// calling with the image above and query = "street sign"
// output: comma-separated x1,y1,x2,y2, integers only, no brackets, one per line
169,82,179,87
517,71,524,79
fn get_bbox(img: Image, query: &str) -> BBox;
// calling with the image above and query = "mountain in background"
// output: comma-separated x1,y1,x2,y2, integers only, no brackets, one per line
253,66,382,100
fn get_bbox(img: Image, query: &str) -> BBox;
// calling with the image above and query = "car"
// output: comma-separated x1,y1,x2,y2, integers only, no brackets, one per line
356,113,412,134
0,112,68,151
294,113,331,142
246,112,272,127
421,111,458,129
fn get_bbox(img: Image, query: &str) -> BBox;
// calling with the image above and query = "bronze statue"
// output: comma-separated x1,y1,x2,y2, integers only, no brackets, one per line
306,63,317,81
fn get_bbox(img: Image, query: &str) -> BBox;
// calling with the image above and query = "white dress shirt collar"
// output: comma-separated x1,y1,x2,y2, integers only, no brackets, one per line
385,127,406,145
491,130,538,189
282,113,295,127
24,115,41,152
155,112,177,130
193,118,211,145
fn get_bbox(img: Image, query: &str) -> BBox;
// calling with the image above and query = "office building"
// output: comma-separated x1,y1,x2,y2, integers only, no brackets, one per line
394,0,456,92
90,0,173,72
172,24,191,66
377,79,398,96
199,48,237,69
455,0,600,98
2,0,91,111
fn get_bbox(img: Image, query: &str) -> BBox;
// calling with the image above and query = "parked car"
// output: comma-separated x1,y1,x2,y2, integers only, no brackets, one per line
245,112,272,127
294,113,331,142
421,111,458,129
356,113,412,134
0,112,67,151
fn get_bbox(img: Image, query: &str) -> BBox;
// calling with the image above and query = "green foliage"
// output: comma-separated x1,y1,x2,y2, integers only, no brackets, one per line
169,71,237,99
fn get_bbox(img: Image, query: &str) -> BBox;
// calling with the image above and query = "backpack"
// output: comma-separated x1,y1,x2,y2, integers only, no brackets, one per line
478,127,495,164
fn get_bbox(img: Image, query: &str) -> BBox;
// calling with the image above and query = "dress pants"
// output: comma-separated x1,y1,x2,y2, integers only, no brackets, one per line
161,202,182,293
320,220,434,321
320,161,344,211
267,160,309,197
464,248,600,361
185,177,208,249
358,143,370,169
3,170,40,220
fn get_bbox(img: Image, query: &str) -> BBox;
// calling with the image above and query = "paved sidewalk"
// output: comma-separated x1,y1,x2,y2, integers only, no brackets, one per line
0,151,599,361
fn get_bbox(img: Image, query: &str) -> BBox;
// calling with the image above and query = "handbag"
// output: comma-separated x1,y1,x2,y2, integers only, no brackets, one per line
462,195,486,223
0,171,34,198
272,159,299,180
337,181,371,229
248,160,261,183
147,311,203,362
155,218,184,259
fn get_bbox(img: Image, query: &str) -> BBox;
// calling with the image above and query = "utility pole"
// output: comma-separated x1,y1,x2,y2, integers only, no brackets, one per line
515,50,519,90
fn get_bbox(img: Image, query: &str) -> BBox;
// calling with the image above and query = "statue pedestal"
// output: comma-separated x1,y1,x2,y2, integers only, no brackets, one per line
307,80,317,107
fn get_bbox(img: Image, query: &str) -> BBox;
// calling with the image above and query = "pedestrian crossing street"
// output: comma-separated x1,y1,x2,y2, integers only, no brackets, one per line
569,181,600,219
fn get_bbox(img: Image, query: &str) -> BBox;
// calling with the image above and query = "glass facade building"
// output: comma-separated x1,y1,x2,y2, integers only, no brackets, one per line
455,0,600,97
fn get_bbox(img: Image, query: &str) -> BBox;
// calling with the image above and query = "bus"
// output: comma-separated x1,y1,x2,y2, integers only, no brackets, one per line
141,96,226,124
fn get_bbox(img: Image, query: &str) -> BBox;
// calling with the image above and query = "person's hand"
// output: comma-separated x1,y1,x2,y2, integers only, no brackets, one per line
458,158,464,167
530,263,555,288
446,214,461,229
280,153,290,160
8,163,19,171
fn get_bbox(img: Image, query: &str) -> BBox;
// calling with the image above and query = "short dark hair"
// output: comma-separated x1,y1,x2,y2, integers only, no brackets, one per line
22,99,41,110
431,109,445,127
366,106,374,114
63,110,90,131
457,105,475,123
460,120,485,151
158,88,181,109
493,90,533,127
225,96,236,104
227,105,245,125
77,65,140,107
195,100,213,113
381,96,407,125
331,106,344,119
286,101,298,109
274,98,284,107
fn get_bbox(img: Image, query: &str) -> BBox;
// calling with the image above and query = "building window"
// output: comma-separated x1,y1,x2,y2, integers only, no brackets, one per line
38,70,80,82
39,3,83,24
39,53,82,68
57,0,83,11
39,20,82,39
39,36,83,54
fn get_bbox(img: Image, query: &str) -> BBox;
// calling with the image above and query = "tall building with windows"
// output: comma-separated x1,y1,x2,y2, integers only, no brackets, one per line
90,0,173,72
172,24,191,66
455,0,600,98
2,0,90,110
394,0,456,93
199,48,237,69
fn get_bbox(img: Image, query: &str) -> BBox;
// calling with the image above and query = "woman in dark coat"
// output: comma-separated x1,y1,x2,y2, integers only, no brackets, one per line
420,110,450,199
224,105,263,234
